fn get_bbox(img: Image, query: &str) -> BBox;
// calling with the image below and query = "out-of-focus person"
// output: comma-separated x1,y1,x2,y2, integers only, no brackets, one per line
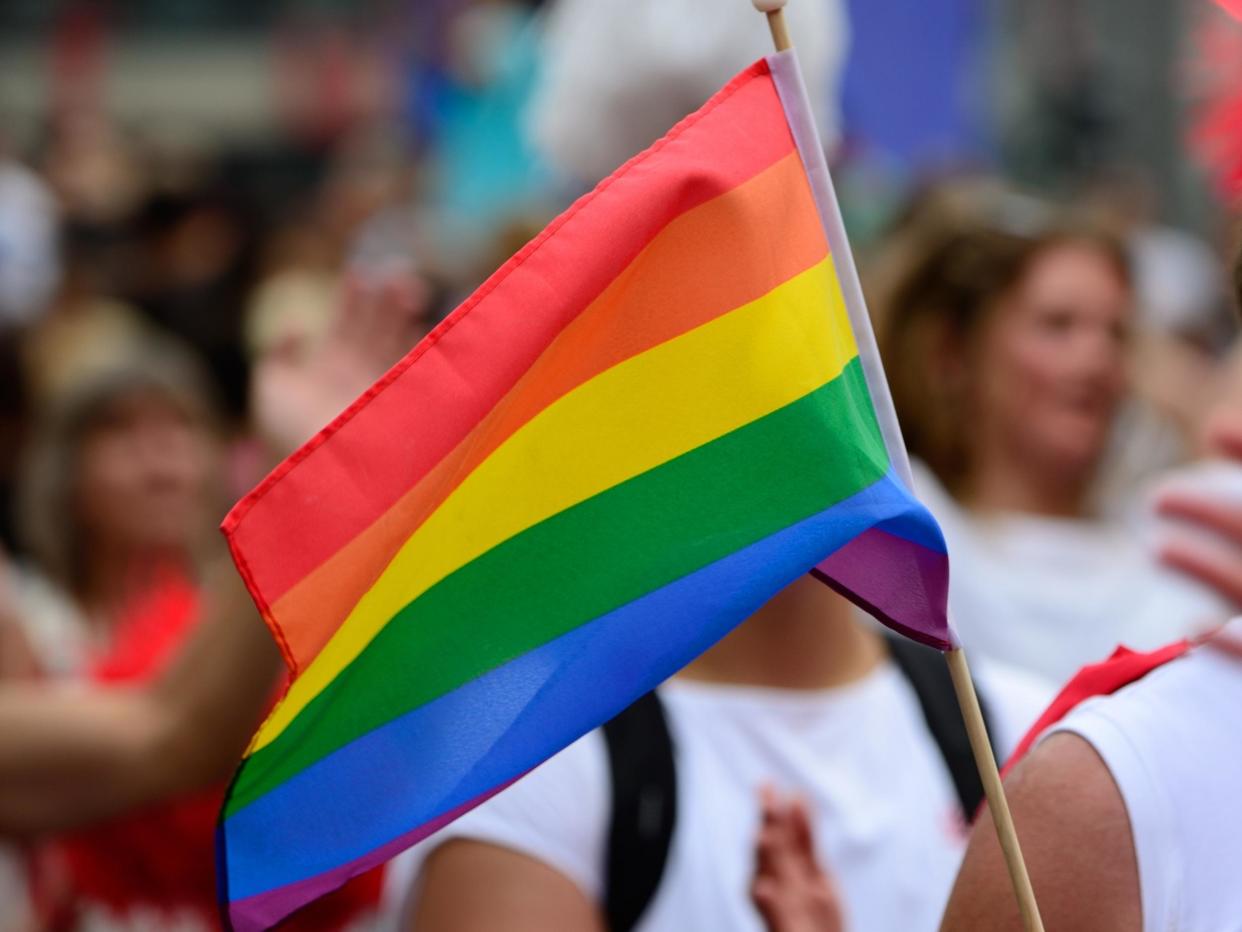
21,226,149,409
40,111,145,232
0,273,429,929
527,0,847,185
720,416,1242,932
419,1,557,273
2,344,386,928
0,347,228,928
0,347,234,929
0,145,60,328
6,344,220,685
244,130,441,372
876,184,1222,681
942,396,1242,930
724,233,1242,930
128,188,257,419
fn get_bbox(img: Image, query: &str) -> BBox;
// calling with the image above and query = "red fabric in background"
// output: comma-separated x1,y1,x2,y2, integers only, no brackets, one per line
31,573,382,929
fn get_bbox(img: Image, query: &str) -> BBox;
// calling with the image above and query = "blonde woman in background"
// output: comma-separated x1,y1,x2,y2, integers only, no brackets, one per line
875,185,1222,682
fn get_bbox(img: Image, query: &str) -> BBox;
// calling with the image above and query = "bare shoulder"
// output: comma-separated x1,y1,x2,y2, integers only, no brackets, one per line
940,732,1140,932
410,838,605,932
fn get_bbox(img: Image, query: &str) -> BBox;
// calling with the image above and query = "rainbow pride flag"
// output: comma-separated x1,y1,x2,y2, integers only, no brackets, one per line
217,51,954,929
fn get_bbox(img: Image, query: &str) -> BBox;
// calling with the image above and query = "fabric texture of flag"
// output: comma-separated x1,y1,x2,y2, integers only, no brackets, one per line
217,49,954,930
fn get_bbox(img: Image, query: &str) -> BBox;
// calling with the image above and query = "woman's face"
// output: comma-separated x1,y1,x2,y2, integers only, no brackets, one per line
75,390,216,556
970,241,1132,483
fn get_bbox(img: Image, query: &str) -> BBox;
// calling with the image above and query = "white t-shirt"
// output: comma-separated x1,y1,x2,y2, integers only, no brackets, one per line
393,657,1051,931
1049,619,1242,932
912,461,1218,683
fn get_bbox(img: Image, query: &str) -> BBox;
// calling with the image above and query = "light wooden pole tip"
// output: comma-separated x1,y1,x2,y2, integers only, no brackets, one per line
757,0,792,51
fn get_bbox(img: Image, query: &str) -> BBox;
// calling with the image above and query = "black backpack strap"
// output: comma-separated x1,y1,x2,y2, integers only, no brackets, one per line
885,635,996,819
601,691,678,932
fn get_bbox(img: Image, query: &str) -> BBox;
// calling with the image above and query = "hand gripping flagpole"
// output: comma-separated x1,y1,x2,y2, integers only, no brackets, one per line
753,2,1045,929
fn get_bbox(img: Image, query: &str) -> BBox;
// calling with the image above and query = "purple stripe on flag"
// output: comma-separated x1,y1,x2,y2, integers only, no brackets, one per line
813,527,954,650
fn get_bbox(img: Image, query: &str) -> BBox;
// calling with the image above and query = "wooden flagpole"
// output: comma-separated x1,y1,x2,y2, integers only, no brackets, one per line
945,647,1044,930
753,2,1045,929
758,0,793,51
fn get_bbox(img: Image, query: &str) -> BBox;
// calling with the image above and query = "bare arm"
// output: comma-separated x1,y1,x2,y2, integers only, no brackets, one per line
0,563,281,834
411,839,605,932
939,732,1140,932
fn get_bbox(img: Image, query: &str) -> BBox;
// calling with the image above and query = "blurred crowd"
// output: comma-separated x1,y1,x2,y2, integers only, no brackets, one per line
1,0,1241,930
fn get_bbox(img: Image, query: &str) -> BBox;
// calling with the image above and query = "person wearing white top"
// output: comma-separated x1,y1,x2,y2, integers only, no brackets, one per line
715,239,1242,932
940,618,1242,932
940,384,1242,929
1047,625,1242,931
396,579,1053,932
875,185,1218,683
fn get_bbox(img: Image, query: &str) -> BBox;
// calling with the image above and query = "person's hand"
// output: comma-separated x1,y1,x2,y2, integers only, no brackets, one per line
750,786,844,932
1156,410,1242,607
250,269,431,460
